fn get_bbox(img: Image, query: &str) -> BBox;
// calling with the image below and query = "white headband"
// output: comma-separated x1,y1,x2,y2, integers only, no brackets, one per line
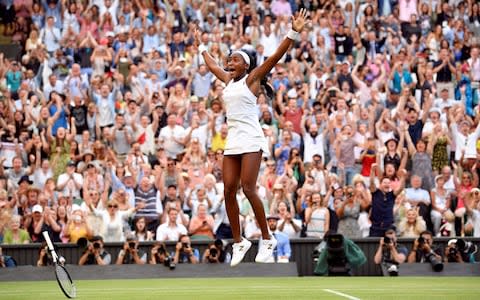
232,50,250,66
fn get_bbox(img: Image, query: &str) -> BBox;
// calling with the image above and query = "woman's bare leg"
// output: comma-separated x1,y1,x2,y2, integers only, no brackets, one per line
240,151,270,240
223,154,242,243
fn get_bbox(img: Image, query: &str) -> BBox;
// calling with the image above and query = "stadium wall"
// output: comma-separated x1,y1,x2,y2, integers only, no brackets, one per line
2,238,479,276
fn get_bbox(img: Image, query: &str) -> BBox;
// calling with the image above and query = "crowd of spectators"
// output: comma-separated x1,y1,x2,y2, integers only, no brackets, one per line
0,0,480,266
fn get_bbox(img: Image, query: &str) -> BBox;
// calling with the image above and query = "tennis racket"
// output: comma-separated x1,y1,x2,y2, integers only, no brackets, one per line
42,231,77,299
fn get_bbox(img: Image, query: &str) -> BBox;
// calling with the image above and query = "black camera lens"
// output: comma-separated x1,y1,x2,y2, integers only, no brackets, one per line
182,243,189,249
417,237,425,245
384,236,391,244
93,242,101,249
210,248,218,256
129,242,136,249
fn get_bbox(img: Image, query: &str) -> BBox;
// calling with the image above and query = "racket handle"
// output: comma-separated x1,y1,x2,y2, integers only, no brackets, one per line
42,231,55,251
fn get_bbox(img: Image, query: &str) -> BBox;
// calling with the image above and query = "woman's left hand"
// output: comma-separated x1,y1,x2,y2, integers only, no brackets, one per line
292,8,308,32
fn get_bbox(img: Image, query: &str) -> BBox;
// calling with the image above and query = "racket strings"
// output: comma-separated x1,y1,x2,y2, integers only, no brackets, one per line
56,265,76,297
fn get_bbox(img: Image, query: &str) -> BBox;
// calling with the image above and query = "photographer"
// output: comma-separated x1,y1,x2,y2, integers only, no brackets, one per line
78,236,111,265
149,241,175,269
407,231,444,272
374,228,408,276
444,239,477,263
116,235,147,265
202,239,231,264
173,235,199,264
0,247,16,268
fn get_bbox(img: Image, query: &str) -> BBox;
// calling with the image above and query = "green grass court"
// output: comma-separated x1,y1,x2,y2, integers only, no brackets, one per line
0,277,478,300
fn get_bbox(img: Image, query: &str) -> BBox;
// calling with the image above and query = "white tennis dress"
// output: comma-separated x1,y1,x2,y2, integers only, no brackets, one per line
222,75,270,156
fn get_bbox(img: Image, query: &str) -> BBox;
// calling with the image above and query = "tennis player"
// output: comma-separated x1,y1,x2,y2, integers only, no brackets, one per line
194,9,309,266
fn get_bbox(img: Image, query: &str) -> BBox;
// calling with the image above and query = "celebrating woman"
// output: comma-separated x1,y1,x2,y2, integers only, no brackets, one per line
194,9,309,266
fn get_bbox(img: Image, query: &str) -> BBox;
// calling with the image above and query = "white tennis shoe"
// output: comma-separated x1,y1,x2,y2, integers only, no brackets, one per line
230,238,252,267
255,236,277,263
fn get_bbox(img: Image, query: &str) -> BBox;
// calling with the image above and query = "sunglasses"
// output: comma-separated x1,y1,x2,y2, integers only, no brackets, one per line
108,205,118,208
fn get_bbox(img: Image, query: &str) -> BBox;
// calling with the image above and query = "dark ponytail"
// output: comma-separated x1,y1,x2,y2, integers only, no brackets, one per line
242,50,274,100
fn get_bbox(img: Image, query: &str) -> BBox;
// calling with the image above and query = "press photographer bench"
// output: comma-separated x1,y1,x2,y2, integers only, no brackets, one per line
0,263,299,281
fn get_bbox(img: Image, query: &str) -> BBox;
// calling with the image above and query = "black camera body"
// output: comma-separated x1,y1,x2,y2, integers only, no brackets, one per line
384,236,392,244
128,242,136,249
93,242,101,249
209,248,218,257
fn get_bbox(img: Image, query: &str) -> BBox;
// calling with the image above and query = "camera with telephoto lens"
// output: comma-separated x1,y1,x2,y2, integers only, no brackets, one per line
93,242,101,249
384,236,391,244
417,236,425,247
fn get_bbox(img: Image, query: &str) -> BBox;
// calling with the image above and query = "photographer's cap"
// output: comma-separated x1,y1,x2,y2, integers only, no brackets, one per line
447,239,457,246
126,233,137,241
266,214,280,221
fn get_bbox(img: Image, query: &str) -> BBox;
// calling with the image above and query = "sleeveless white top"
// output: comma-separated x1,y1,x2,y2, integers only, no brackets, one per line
222,75,269,156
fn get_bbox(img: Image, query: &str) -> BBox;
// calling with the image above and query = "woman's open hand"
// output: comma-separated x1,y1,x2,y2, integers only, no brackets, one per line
292,8,308,33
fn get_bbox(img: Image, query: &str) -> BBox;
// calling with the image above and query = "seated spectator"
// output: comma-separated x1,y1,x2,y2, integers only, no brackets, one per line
276,201,302,239
188,204,215,240
465,189,480,237
173,234,199,264
398,208,427,238
116,235,147,265
156,208,188,241
63,205,93,243
430,175,455,236
78,236,111,265
405,175,432,230
132,217,154,242
407,230,443,264
373,228,408,276
2,215,30,244
202,239,231,264
267,215,291,263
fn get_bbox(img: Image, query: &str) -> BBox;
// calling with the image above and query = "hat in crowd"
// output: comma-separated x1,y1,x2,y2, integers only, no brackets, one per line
71,204,82,212
342,61,350,66
18,175,33,185
32,204,43,214
106,31,115,38
429,107,441,115
261,124,270,130
82,150,95,160
266,214,280,221
287,89,298,99
126,233,137,241
178,56,186,62
273,183,284,190
180,172,189,179
67,160,76,167
86,162,96,169
124,170,133,177
155,102,164,109
190,95,199,103
384,137,398,147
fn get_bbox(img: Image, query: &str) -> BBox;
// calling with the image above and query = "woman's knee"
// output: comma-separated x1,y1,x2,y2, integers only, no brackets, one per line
241,183,257,199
